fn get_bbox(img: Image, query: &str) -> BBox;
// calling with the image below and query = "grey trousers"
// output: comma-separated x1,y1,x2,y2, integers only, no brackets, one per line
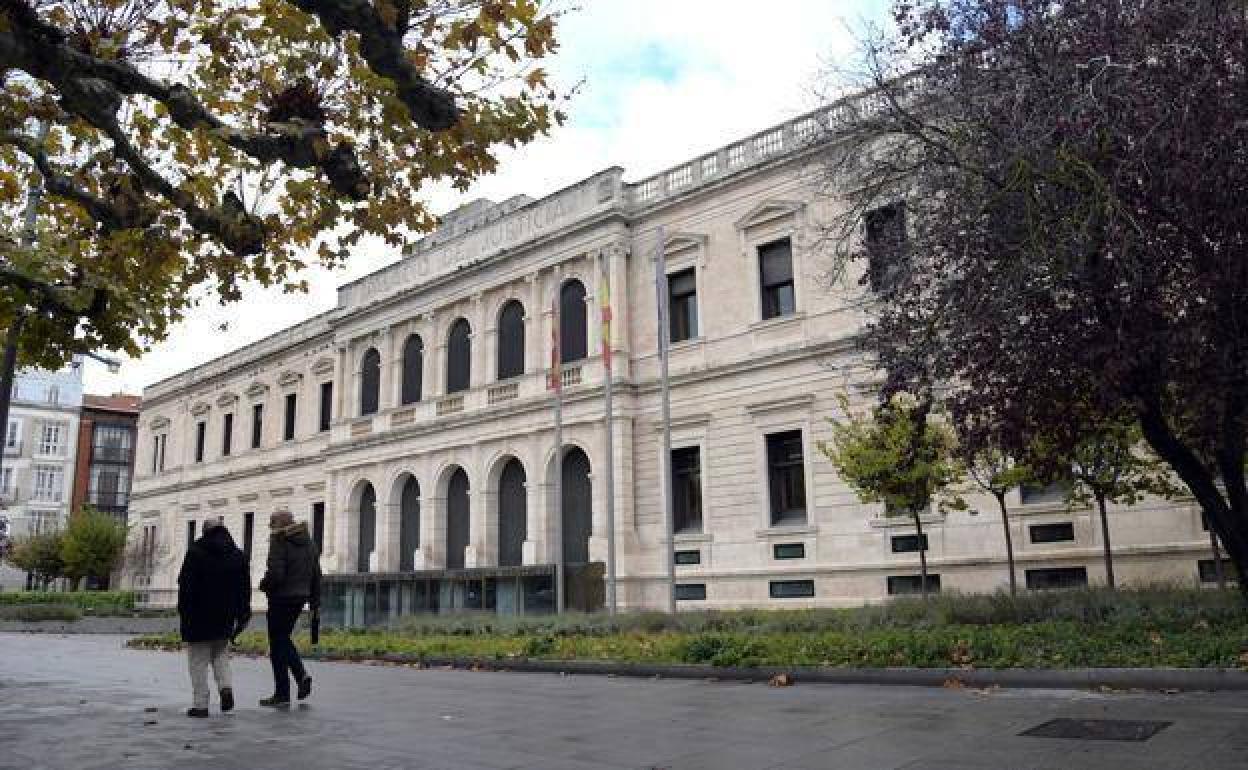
187,640,232,709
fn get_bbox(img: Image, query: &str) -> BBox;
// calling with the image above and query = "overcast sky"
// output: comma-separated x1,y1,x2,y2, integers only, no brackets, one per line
83,0,889,396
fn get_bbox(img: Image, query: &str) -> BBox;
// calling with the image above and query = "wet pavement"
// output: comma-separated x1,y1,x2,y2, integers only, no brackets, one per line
1,633,1246,769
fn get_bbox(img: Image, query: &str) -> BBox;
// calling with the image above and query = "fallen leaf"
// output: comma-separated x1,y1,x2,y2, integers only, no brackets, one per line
769,673,794,687
943,678,966,690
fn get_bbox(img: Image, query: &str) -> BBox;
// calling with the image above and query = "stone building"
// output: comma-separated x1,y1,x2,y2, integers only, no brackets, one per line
2,364,84,590
124,107,1226,614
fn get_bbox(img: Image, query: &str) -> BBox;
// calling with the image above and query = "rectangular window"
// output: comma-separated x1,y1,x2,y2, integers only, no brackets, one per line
671,446,702,534
194,421,206,463
222,413,233,457
243,512,254,562
769,579,815,599
1029,522,1075,544
319,382,333,432
158,434,166,471
766,430,807,526
668,267,699,343
312,502,325,553
186,520,196,549
1198,559,1237,583
865,202,906,294
674,583,707,601
32,466,62,503
891,534,929,553
39,423,63,456
1025,566,1088,590
0,467,13,495
283,393,297,441
887,574,942,596
152,435,161,472
674,549,701,565
773,543,806,560
4,419,17,449
251,403,264,449
1020,480,1067,505
47,385,59,405
92,424,133,463
758,238,796,320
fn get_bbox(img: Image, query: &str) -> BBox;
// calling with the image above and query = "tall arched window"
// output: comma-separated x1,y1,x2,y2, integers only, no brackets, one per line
357,483,376,573
360,348,380,416
560,280,588,364
401,334,423,405
446,319,471,394
561,447,592,565
496,300,525,380
399,476,420,571
446,468,470,569
498,459,526,567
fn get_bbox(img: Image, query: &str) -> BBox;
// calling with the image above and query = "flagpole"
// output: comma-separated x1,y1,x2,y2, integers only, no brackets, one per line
551,292,565,614
599,248,617,615
654,228,676,614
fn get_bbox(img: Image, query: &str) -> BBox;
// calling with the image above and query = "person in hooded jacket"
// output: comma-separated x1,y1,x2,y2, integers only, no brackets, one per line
258,510,321,707
177,517,251,718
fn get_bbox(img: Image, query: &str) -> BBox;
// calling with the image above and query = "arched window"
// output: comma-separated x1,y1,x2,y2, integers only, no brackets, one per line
559,280,588,364
399,477,420,571
401,334,423,405
360,348,381,416
357,483,376,573
446,319,471,394
561,447,592,565
498,459,526,567
446,468,470,569
496,300,525,380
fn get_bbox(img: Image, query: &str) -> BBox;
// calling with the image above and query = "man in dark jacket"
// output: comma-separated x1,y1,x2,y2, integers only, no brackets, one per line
258,510,321,707
177,517,251,718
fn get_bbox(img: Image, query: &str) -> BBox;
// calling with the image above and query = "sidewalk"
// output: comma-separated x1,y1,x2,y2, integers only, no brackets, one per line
2,633,1247,769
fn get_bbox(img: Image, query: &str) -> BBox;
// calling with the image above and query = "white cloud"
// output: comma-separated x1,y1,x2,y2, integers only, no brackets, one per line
83,0,889,395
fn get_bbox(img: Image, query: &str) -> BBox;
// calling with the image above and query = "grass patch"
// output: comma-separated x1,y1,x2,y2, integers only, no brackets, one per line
0,591,136,613
0,604,82,622
126,586,1248,670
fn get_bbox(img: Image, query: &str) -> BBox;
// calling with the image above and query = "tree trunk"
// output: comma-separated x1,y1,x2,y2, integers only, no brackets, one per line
1096,491,1115,589
1211,530,1227,590
996,493,1017,595
0,311,26,489
913,511,929,602
1138,399,1248,600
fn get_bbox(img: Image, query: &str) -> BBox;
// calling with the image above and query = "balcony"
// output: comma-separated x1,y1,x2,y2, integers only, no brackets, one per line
0,487,16,504
487,381,519,405
92,445,134,464
436,394,465,416
87,490,130,510
3,441,19,457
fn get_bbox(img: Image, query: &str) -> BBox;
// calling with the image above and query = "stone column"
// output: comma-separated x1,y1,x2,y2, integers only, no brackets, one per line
469,293,486,389
424,494,447,569
376,502,401,572
521,480,543,565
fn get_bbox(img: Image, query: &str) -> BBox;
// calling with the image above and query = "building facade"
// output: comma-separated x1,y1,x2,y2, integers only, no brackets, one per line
1,364,84,589
71,394,141,526
124,108,1225,613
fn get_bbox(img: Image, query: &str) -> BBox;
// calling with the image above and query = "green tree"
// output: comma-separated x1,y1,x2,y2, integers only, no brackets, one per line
60,507,128,590
0,0,567,369
820,392,962,600
1032,420,1177,590
961,448,1033,595
4,529,66,589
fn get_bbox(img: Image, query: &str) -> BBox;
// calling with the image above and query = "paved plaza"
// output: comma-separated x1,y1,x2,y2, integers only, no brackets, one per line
1,633,1246,769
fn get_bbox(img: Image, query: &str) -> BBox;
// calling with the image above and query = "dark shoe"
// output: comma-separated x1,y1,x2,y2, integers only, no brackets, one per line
296,675,312,701
259,695,290,708
220,688,234,712
187,707,209,718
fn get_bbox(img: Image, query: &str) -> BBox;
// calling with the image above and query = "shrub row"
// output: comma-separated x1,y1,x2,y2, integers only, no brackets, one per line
0,591,136,612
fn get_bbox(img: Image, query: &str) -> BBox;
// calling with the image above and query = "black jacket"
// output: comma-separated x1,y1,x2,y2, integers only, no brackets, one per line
177,526,251,643
259,522,322,608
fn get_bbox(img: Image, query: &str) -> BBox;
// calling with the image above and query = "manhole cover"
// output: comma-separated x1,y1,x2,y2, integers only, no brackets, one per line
1021,718,1172,742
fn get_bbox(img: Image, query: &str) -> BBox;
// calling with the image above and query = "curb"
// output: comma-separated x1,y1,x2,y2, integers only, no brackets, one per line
255,649,1248,692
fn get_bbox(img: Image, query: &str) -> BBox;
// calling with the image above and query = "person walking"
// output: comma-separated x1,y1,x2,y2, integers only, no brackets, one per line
177,516,251,718
258,510,321,707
